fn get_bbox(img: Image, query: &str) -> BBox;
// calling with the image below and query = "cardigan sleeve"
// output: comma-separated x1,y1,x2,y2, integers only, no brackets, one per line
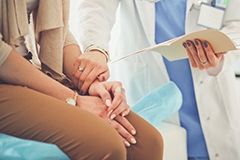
0,34,13,67
64,28,78,47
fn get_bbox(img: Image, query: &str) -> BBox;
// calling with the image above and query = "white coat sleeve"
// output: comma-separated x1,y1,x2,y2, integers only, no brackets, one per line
221,0,240,49
220,0,240,70
207,0,240,75
221,0,240,33
76,0,120,53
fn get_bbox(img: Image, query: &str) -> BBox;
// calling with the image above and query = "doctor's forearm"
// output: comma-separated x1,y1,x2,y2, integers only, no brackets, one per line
63,44,82,80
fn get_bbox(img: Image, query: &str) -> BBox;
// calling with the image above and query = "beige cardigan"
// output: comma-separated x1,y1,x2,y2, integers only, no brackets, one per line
0,0,78,80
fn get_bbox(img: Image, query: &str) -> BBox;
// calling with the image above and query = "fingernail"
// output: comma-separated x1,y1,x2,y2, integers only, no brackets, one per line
203,41,208,48
121,113,125,117
130,138,137,144
124,141,131,147
182,43,186,48
194,40,199,46
110,114,116,120
102,77,105,82
78,90,84,95
131,130,136,135
105,99,111,107
187,42,191,46
107,110,113,117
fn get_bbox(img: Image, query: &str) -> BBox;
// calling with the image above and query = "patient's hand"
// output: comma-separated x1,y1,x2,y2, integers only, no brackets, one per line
76,95,136,147
183,39,226,70
88,81,130,119
109,113,137,147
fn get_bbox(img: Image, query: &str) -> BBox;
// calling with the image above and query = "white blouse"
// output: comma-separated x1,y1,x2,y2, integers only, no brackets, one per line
16,0,39,56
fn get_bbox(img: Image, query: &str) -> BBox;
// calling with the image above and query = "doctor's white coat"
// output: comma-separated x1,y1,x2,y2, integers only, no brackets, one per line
77,0,240,159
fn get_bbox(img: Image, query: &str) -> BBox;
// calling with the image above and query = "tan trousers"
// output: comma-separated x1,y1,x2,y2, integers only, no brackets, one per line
0,84,163,160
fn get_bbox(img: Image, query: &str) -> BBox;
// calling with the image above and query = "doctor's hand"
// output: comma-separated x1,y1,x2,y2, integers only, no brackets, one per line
88,81,131,119
183,39,226,70
76,95,136,147
72,50,110,95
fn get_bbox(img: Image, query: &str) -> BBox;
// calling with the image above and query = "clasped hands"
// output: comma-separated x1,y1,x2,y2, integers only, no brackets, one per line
71,50,136,147
72,50,110,95
76,81,136,147
90,81,137,147
183,39,226,70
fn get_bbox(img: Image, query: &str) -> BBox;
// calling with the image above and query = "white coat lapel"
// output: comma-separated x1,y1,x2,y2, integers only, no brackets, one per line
186,0,194,15
135,0,155,45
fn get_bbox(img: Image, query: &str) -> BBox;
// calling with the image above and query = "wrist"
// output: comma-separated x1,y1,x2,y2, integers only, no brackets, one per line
65,90,78,106
85,45,109,62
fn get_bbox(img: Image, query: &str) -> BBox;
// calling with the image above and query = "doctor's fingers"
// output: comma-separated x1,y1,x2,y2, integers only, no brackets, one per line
183,42,197,68
75,66,94,95
193,39,213,69
202,41,224,67
72,59,93,92
184,40,205,69
72,61,82,87
194,39,208,64
80,51,109,82
79,65,110,94
79,67,107,95
97,69,110,82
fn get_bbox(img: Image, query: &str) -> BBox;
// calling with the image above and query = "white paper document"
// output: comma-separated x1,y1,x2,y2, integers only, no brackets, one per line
109,29,238,64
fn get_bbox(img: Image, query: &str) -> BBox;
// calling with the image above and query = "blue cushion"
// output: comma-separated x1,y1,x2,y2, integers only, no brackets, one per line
0,133,70,160
132,81,182,126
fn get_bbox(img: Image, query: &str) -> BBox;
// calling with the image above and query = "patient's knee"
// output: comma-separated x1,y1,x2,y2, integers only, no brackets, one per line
63,127,126,160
